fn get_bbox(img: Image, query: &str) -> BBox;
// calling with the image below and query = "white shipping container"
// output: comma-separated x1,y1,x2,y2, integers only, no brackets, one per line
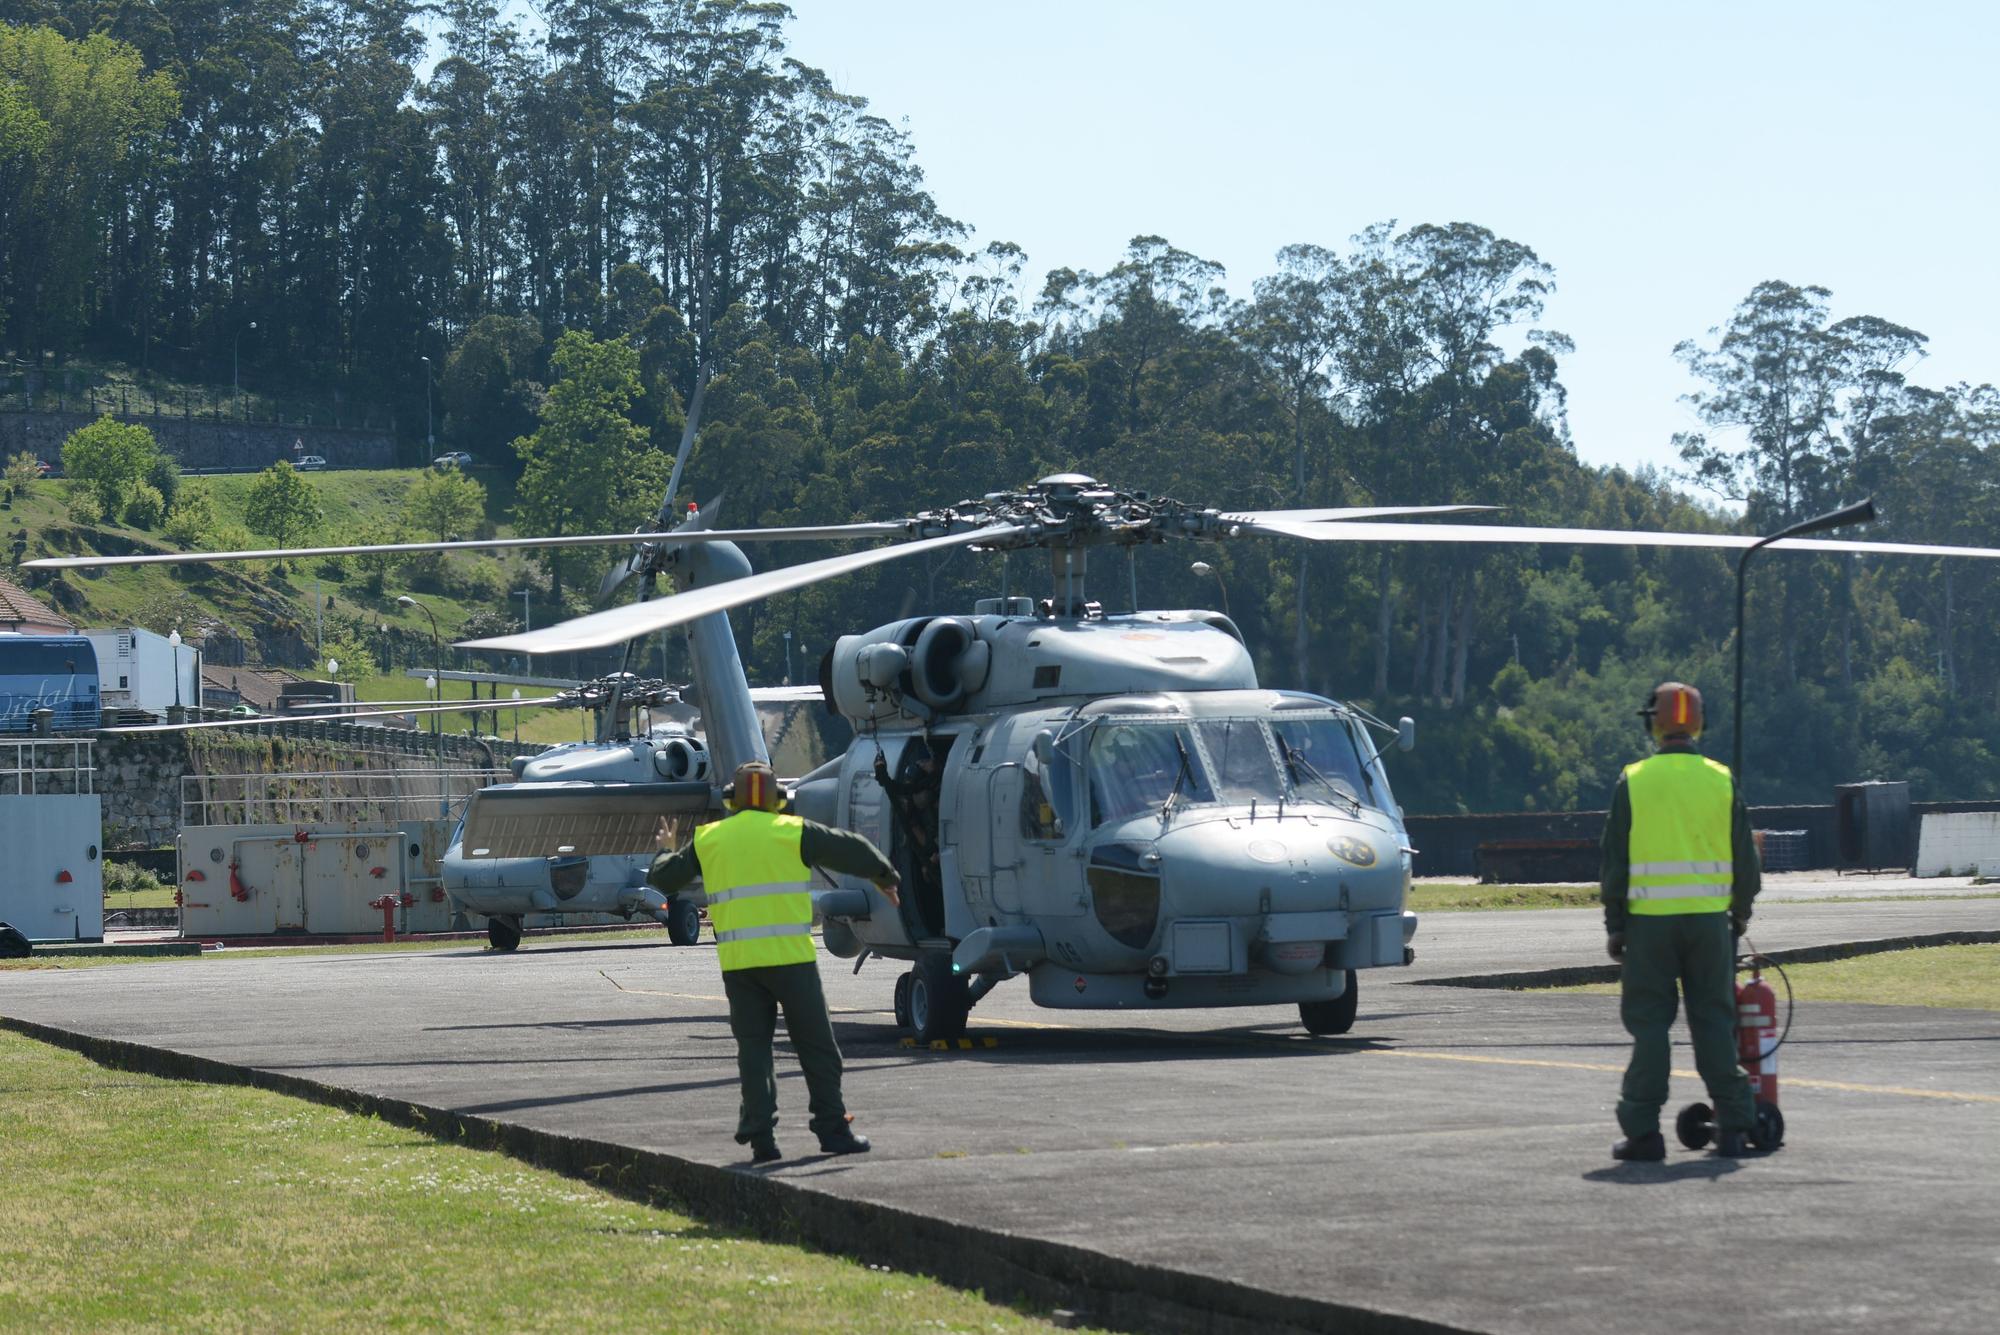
82,627,197,717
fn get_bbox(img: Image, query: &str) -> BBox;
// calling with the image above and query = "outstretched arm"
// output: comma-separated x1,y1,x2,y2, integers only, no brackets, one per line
800,819,901,906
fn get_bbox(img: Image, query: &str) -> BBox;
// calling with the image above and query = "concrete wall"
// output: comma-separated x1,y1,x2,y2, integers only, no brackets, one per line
0,409,394,472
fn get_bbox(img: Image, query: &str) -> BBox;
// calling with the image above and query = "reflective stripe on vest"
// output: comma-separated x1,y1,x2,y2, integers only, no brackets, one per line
694,810,817,970
1625,752,1735,916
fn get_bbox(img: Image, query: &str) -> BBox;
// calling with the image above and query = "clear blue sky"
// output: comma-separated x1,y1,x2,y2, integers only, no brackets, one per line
784,0,1998,480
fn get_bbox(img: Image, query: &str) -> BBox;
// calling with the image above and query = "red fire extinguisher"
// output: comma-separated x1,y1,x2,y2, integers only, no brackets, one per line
1737,963,1779,1107
1676,948,1789,1152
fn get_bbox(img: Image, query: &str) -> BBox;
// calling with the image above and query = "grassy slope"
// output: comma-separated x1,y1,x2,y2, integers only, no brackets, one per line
0,1030,1084,1332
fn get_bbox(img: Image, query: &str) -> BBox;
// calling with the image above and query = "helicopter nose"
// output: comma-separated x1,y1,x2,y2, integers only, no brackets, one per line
1155,819,1401,917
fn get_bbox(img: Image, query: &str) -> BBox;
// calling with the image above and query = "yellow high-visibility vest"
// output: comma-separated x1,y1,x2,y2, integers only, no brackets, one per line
1624,752,1736,916
694,810,817,970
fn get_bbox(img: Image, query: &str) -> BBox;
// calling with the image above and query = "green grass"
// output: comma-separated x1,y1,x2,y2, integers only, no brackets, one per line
1552,944,2000,1010
0,1029,1088,1332
1410,882,1602,911
102,886,177,911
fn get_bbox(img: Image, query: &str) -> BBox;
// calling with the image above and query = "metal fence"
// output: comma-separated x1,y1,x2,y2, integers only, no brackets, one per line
179,768,500,827
0,739,94,795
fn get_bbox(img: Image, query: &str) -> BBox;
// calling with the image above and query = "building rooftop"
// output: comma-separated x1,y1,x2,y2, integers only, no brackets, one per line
0,574,76,635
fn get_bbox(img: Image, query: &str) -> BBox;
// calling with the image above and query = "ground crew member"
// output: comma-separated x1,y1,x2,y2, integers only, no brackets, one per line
1600,681,1760,1161
649,760,900,1164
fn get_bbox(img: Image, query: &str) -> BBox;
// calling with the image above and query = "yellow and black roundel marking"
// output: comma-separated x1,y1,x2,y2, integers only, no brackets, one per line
1327,835,1377,868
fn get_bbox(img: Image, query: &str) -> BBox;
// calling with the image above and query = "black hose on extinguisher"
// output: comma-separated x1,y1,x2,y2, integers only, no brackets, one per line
1738,936,1795,1058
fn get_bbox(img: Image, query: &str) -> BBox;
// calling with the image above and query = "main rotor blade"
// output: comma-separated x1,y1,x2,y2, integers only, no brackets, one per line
1220,504,1497,523
21,520,910,572
98,695,566,734
1232,517,2000,561
462,524,1025,655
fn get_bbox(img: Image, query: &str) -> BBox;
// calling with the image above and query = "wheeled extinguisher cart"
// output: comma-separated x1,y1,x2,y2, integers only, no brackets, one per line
1676,952,1788,1152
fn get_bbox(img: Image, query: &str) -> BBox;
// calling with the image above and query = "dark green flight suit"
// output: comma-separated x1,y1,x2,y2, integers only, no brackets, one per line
1600,740,1760,1137
648,816,895,1142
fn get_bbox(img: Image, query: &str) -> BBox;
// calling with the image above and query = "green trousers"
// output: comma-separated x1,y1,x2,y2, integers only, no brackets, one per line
1618,913,1755,1137
723,961,847,1142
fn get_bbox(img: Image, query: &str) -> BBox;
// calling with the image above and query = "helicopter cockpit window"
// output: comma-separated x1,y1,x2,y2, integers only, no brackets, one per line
1193,719,1285,805
1088,723,1210,825
1271,715,1375,810
1020,737,1076,842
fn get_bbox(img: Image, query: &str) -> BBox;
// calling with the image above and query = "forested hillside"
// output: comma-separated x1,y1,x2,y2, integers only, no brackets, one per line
3,2,1996,812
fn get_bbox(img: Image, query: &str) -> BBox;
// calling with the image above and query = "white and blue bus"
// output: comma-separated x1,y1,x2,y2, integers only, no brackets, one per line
0,636,102,733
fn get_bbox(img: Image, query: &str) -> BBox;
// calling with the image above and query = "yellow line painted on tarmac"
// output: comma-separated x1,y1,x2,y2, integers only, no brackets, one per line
600,973,2000,1105
1364,1048,2000,1105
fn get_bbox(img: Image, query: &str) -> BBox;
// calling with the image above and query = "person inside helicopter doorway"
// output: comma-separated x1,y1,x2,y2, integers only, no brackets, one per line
649,760,900,1163
1600,681,1761,1161
873,738,948,936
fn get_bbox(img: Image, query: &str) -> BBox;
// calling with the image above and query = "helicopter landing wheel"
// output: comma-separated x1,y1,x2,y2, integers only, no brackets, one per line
1675,1101,1715,1151
486,915,522,953
1752,1100,1786,1152
1299,969,1359,1035
665,897,701,946
909,952,969,1043
893,971,914,1029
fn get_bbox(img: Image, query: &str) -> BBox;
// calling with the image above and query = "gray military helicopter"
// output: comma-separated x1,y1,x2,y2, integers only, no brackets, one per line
450,473,2000,1041
38,474,2000,1038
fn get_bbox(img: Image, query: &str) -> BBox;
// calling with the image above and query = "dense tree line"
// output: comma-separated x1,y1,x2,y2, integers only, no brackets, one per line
3,3,1997,811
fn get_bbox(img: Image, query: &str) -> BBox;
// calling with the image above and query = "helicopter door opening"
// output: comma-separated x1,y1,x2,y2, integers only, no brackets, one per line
880,735,954,940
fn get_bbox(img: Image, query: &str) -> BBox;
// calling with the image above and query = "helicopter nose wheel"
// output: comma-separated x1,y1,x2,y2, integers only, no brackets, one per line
893,970,915,1029
665,897,701,946
486,915,523,952
907,952,970,1043
1299,969,1359,1035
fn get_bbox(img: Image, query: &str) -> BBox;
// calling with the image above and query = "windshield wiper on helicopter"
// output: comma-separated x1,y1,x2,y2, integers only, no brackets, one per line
1278,737,1362,816
1161,730,1196,822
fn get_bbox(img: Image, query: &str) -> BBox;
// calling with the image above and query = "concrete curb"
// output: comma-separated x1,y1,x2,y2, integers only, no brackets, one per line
32,940,202,958
0,1014,1478,1335
1425,930,2000,990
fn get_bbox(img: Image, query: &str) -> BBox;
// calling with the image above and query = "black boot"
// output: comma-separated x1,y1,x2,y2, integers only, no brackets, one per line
1715,1130,1751,1158
749,1133,781,1163
1612,1131,1665,1161
817,1118,872,1155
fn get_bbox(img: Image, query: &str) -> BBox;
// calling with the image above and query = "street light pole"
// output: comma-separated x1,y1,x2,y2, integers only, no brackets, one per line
1190,560,1229,616
515,588,531,634
167,628,184,723
1732,498,1877,790
232,320,257,406
397,594,444,775
783,629,793,686
421,354,433,452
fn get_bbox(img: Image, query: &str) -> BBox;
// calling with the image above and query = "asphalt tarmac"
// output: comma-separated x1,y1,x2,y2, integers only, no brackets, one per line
5,892,1997,1334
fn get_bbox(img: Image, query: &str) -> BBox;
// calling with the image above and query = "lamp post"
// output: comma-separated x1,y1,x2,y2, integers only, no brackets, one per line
515,588,531,634
1732,498,1876,789
783,629,793,686
397,594,444,770
167,628,184,722
421,354,433,452
1190,560,1229,616
511,688,522,745
232,320,257,405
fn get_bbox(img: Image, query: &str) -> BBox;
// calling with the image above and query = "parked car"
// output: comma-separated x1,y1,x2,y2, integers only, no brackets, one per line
431,451,474,469
296,455,328,470
35,458,54,477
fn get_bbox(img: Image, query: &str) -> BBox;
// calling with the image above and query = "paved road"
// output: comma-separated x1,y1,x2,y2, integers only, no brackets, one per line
5,896,1998,1335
